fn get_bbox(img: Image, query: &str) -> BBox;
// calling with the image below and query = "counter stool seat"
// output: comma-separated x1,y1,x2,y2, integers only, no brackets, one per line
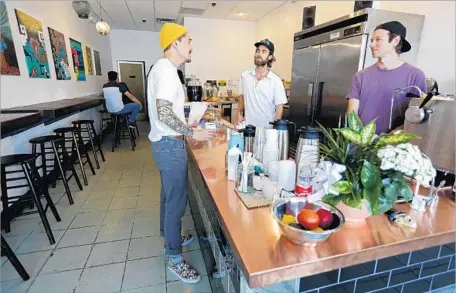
1,154,36,166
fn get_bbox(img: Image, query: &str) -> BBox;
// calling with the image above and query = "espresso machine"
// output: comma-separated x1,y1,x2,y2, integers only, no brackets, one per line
403,88,456,194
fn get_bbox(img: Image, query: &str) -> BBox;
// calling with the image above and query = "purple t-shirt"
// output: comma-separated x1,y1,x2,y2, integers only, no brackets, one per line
347,63,427,134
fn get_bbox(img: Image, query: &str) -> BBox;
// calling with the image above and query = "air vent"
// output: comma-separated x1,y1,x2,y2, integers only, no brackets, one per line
156,18,176,24
179,7,205,16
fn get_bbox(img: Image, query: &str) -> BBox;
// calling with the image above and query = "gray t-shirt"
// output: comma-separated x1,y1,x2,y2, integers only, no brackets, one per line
347,63,427,134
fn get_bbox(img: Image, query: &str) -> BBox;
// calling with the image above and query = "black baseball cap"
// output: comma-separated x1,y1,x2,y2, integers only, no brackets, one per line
375,21,411,53
254,39,275,54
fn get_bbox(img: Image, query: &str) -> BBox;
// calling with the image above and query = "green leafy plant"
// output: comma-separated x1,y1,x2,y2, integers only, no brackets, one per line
320,111,419,215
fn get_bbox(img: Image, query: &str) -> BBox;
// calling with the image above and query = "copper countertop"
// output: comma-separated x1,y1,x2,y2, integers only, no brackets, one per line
186,136,456,288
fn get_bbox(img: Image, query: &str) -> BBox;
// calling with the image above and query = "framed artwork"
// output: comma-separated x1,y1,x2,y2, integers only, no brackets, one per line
48,27,71,80
69,38,86,81
84,45,93,75
93,49,101,75
15,9,50,78
0,1,20,75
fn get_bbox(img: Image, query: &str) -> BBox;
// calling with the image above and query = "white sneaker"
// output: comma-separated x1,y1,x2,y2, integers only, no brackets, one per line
167,260,201,284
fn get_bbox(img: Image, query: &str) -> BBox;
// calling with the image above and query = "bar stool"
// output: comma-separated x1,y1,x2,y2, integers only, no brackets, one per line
54,127,96,186
1,236,30,280
29,135,82,205
111,112,136,152
99,109,113,141
71,120,105,169
1,154,61,244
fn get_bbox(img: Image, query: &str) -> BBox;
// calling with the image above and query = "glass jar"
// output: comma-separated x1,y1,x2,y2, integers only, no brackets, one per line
236,164,255,194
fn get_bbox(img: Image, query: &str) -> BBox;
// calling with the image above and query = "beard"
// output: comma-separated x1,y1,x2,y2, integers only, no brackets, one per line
184,50,192,63
254,57,268,67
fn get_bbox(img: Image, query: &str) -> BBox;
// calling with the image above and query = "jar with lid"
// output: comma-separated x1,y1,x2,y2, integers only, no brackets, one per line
187,76,203,102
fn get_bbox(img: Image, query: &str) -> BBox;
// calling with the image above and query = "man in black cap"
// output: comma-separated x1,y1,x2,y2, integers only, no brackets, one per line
236,39,288,128
346,21,427,134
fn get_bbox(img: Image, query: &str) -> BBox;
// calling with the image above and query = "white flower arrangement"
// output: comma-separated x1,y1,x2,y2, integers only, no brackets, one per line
377,143,436,184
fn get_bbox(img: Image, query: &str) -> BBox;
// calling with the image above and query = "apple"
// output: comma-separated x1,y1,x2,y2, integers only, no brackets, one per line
317,209,334,229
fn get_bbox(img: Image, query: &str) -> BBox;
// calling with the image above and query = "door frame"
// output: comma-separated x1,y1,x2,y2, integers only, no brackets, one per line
117,60,147,119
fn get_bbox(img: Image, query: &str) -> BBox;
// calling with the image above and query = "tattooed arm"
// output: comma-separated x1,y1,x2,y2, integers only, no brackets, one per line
156,99,194,137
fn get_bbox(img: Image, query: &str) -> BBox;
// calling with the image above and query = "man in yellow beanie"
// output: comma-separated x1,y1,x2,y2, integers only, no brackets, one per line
147,23,215,284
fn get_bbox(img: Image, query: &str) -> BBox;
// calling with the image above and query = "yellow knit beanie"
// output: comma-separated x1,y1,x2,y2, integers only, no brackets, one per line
160,23,188,50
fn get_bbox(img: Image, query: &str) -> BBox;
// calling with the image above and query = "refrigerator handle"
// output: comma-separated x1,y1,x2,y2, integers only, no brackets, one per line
307,82,315,117
313,82,325,121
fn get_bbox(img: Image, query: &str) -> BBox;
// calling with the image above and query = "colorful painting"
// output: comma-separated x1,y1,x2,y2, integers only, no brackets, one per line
93,49,101,75
15,9,50,78
48,27,71,80
84,45,93,75
1,2,20,75
69,38,86,81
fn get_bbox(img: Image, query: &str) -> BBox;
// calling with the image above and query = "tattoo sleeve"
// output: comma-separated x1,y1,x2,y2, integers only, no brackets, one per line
156,99,194,137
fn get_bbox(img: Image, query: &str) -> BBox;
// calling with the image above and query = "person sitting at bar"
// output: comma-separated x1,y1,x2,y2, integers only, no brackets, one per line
346,21,427,134
103,71,142,127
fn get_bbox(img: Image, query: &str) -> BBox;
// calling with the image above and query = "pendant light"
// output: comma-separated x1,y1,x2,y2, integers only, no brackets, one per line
96,1,110,36
72,0,91,19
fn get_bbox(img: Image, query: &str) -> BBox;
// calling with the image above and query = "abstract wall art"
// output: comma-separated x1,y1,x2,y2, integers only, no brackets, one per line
48,27,71,80
93,49,101,75
1,1,20,75
84,45,93,75
69,38,86,81
15,9,50,78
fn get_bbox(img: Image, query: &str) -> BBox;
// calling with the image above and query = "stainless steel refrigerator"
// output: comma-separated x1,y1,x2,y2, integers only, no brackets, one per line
288,8,424,129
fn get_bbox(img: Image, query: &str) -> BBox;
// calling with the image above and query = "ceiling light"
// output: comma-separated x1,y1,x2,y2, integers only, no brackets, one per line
72,0,91,19
238,12,245,16
96,21,110,35
95,1,110,36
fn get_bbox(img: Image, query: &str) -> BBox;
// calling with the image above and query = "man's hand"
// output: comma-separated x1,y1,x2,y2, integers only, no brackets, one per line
136,101,143,111
192,129,216,141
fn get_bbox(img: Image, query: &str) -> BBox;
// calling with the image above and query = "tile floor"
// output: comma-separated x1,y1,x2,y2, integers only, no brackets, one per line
1,123,213,293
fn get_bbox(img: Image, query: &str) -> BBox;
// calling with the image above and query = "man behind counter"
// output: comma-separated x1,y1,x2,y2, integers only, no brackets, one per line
346,21,427,134
236,39,288,128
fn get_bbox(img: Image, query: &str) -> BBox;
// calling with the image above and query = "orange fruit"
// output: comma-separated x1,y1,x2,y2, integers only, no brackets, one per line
297,209,320,230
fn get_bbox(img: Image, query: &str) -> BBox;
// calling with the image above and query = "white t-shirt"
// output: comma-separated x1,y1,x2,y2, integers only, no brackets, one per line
147,58,186,142
239,69,288,128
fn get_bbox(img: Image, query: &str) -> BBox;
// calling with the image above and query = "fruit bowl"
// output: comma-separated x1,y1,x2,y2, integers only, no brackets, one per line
271,197,345,246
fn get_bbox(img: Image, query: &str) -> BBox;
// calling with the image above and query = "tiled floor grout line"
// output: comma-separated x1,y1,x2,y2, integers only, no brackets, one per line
119,201,135,293
21,162,106,293
3,146,198,292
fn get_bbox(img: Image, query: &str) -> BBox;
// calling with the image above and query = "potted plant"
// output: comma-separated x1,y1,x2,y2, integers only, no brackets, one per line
319,112,436,221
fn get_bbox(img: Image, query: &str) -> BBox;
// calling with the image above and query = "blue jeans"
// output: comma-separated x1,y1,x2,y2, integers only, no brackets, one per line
112,103,141,122
151,136,188,256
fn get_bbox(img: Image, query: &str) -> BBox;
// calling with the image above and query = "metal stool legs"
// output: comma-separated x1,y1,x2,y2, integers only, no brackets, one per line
22,162,57,244
1,236,30,280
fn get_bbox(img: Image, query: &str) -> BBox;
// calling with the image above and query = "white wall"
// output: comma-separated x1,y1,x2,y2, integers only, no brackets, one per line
380,1,455,93
256,1,355,81
1,1,112,109
109,29,163,75
256,1,456,93
183,17,257,85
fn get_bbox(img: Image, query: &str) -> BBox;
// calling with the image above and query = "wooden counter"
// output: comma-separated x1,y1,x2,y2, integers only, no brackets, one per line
2,95,103,119
186,135,456,289
0,112,42,138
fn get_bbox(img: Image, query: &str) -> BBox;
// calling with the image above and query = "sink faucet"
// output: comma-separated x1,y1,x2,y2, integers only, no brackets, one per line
389,86,424,130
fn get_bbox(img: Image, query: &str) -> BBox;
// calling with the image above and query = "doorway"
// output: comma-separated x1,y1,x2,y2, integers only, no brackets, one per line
117,61,147,120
